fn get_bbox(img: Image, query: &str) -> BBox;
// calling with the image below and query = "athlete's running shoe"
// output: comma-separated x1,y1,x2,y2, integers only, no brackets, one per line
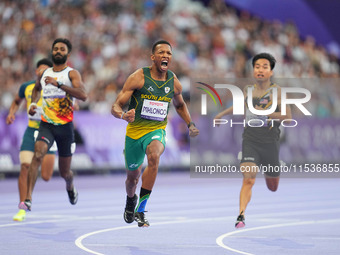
124,194,137,223
18,199,32,211
235,214,245,228
13,209,26,221
67,187,78,205
135,212,150,227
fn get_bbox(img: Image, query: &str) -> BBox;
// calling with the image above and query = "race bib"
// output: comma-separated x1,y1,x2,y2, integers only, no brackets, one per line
141,99,168,121
43,85,66,99
245,108,268,127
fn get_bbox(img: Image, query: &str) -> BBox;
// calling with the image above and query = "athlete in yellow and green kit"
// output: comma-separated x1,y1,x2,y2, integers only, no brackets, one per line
112,40,199,227
6,59,56,221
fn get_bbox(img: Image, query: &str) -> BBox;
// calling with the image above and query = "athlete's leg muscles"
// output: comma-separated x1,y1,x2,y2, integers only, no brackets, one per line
126,165,142,198
239,162,258,215
41,154,55,181
58,156,73,190
18,163,30,202
26,141,48,201
18,151,34,202
265,176,280,192
142,140,164,190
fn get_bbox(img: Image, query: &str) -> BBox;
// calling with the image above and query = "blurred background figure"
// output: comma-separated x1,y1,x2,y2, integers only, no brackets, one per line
6,58,56,221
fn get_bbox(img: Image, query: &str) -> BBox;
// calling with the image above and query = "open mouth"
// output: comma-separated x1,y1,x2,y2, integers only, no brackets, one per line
161,60,168,69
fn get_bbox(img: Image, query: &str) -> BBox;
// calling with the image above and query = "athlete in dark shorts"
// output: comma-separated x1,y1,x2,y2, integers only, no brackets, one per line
19,38,87,212
214,53,292,228
112,40,199,227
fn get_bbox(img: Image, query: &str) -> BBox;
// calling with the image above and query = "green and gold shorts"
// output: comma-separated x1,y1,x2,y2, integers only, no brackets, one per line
124,129,166,170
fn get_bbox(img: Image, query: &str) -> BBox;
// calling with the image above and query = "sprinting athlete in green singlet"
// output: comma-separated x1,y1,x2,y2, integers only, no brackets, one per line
112,40,199,227
125,66,174,143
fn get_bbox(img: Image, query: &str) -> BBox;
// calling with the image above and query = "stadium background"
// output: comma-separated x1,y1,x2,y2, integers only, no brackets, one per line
0,0,339,174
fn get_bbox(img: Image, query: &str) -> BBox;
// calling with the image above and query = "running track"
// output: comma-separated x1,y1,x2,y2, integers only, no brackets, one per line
1,172,339,255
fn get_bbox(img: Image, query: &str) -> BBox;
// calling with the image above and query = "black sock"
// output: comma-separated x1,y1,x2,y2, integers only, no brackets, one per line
127,194,136,202
140,187,152,198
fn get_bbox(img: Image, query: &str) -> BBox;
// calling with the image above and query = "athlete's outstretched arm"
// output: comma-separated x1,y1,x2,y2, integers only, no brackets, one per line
111,69,144,123
266,87,292,122
6,93,24,125
214,106,234,119
268,105,292,122
214,85,250,121
172,76,199,137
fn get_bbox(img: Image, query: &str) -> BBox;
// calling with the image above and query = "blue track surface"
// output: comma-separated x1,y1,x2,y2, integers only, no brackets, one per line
1,172,339,255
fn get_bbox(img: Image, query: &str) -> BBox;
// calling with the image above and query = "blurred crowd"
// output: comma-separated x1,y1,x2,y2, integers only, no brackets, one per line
1,0,339,117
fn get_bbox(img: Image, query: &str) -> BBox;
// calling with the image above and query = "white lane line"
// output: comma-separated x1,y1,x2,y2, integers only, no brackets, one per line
75,217,225,255
75,218,340,255
75,225,138,255
0,215,124,228
216,218,340,255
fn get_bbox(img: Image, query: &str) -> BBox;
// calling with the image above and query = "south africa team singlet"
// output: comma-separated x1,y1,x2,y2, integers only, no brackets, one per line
126,67,175,139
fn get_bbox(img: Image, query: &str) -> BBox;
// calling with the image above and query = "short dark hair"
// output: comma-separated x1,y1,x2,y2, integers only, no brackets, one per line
36,58,53,68
152,40,172,53
252,53,276,70
52,38,72,53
